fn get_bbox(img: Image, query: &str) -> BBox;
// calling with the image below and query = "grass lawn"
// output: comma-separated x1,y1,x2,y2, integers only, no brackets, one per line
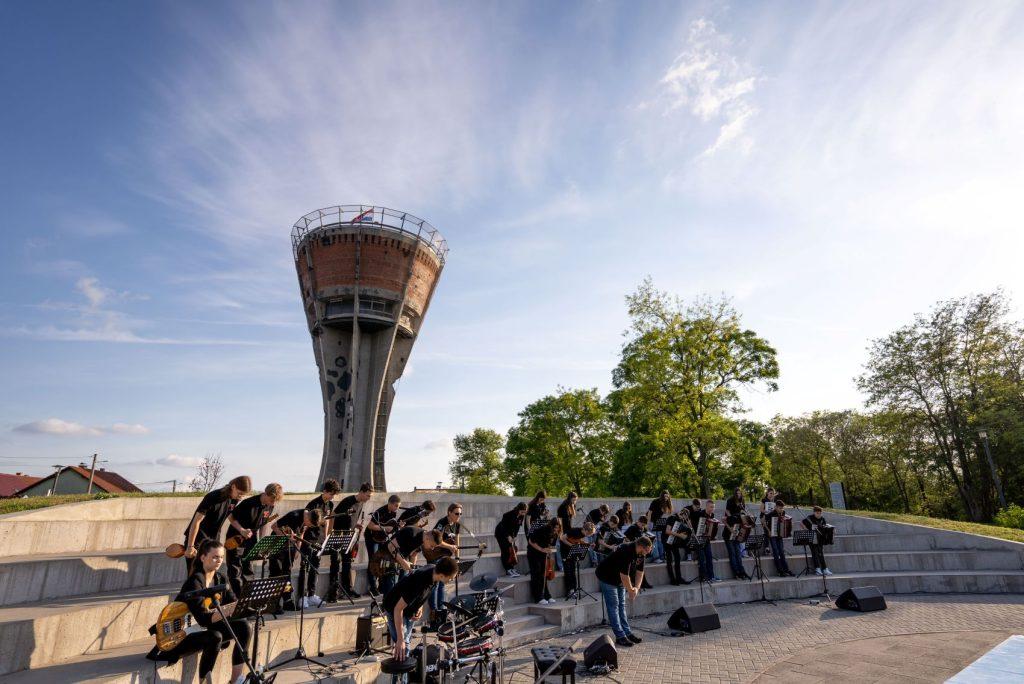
837,509,1024,544
0,491,200,516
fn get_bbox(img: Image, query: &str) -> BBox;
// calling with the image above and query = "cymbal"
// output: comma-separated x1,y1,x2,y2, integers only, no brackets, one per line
469,573,498,592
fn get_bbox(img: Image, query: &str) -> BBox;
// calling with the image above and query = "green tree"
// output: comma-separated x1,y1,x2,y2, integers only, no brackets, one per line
449,428,507,495
504,388,616,497
612,279,779,496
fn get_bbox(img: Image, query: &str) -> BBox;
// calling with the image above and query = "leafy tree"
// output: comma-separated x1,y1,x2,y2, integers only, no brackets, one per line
504,388,616,497
449,429,507,495
612,279,779,496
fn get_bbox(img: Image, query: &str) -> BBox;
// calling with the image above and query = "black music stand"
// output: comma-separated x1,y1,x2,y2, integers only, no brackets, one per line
744,533,775,605
454,558,476,598
244,535,289,616
269,539,327,671
237,575,291,679
319,531,356,605
564,544,597,605
793,529,816,578
810,527,835,601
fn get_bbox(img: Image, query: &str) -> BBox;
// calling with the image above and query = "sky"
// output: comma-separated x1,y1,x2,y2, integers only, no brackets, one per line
2,1,1023,492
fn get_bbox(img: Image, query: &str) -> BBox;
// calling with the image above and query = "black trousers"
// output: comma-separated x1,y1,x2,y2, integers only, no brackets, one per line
561,543,578,595
527,547,551,602
364,538,381,593
664,543,683,583
305,546,343,596
159,619,252,679
225,543,254,599
269,547,299,608
810,544,827,569
495,528,515,571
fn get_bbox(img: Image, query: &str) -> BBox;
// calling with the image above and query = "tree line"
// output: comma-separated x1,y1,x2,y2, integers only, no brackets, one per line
447,282,1024,524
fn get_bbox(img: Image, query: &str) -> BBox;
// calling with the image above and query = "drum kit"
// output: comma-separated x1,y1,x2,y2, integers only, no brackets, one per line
382,573,510,683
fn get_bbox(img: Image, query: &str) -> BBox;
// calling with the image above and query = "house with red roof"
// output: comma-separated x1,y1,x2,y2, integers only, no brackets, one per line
12,466,142,497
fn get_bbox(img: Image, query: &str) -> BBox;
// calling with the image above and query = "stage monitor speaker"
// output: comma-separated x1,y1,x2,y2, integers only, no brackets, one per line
836,586,887,612
356,614,388,651
668,602,721,633
583,634,618,670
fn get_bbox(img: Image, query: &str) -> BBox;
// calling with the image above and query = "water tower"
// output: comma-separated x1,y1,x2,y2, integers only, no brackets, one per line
292,206,447,490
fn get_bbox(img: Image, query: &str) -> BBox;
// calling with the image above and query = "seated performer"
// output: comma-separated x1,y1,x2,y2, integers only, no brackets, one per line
383,557,459,684
366,494,403,595
182,476,252,576
324,481,374,600
623,514,648,541
269,507,322,611
694,499,721,582
225,481,283,597
596,535,652,648
495,502,527,577
722,507,750,579
661,503,691,585
560,520,596,597
802,506,833,575
764,499,794,576
596,515,623,559
615,501,633,527
149,539,252,683
586,504,610,564
527,518,561,604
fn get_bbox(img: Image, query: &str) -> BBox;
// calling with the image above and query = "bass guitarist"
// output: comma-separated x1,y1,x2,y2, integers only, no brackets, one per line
365,494,402,595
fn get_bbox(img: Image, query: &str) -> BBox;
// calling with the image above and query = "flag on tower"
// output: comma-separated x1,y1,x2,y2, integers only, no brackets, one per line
351,208,374,223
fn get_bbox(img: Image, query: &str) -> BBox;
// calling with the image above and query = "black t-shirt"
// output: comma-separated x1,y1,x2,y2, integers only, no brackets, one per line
596,542,645,586
660,514,684,542
687,507,702,530
393,526,424,558
275,509,306,534
175,570,237,629
230,495,273,532
399,504,431,527
726,497,745,516
434,518,462,544
528,524,558,550
556,502,574,532
723,513,742,541
802,514,828,530
587,508,605,525
186,489,237,541
623,523,645,541
615,508,633,526
304,495,334,538
496,509,523,538
330,494,360,530
383,566,436,619
372,505,399,531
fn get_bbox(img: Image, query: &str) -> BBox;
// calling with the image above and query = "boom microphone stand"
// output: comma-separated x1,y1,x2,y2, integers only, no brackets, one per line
269,538,327,670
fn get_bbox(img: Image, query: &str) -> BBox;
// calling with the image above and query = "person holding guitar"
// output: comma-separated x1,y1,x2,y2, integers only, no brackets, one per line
149,539,251,684
527,518,561,604
269,508,322,612
324,481,374,600
181,476,252,576
429,503,464,616
398,499,435,527
495,503,527,577
561,520,596,598
224,482,283,598
365,494,403,595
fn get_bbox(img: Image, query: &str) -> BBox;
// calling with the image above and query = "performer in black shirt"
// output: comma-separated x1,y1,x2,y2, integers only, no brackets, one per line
526,519,561,604
383,558,459,682
802,506,833,575
722,511,750,579
225,482,283,597
495,503,527,577
524,490,548,537
561,521,596,597
297,478,343,605
764,500,794,576
615,501,633,527
623,515,648,542
398,499,435,528
323,481,373,600
726,487,746,517
148,539,252,683
365,495,402,594
595,537,651,648
182,476,252,576
661,507,691,585
430,503,464,614
555,492,578,572
596,515,624,559
269,508,322,611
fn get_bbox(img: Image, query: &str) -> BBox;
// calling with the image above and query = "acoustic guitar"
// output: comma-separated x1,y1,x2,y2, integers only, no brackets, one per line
422,541,488,563
225,513,280,551
153,596,237,652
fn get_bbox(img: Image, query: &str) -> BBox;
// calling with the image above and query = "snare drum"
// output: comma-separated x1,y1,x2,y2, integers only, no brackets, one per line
436,621,472,643
457,637,493,657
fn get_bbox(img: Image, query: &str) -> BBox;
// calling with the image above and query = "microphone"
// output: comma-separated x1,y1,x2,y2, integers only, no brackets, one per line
181,584,227,601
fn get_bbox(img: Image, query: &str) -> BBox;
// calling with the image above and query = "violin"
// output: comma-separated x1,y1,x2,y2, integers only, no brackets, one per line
544,550,556,581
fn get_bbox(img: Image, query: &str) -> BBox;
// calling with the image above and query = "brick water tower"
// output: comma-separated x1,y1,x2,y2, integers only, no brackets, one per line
292,206,447,490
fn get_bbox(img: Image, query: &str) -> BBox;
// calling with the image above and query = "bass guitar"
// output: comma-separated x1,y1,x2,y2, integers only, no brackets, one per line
152,594,237,652
422,541,488,563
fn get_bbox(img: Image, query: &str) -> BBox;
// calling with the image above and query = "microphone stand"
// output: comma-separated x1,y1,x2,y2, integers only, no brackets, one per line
270,535,327,670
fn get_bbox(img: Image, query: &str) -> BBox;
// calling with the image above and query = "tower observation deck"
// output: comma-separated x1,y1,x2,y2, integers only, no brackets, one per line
292,205,447,490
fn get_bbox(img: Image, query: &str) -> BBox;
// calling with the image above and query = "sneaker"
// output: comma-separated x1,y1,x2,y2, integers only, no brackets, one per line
538,599,549,605
824,568,834,576
626,634,642,644
507,569,520,577
815,568,823,576
615,636,634,648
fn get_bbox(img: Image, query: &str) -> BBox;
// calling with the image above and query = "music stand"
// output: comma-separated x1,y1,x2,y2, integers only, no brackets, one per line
244,535,288,613
564,544,597,604
237,575,291,677
744,533,775,605
810,527,834,601
455,558,476,598
793,529,816,578
207,597,275,684
319,531,356,605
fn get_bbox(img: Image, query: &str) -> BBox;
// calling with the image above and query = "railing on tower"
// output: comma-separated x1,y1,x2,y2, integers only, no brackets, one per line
291,205,448,264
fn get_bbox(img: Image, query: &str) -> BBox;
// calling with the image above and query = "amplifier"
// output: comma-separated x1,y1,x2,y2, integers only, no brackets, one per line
836,586,887,612
355,614,388,651
668,602,721,633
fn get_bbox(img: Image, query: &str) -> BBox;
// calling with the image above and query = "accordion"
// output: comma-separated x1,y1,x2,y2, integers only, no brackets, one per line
732,523,753,543
695,517,720,540
770,515,792,538
665,520,691,546
815,524,835,546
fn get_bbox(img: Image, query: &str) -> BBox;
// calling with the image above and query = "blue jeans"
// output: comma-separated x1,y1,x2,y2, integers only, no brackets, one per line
587,534,599,565
386,613,414,683
769,537,790,573
697,543,716,580
651,535,664,562
725,540,744,576
429,580,445,611
599,581,631,639
555,545,564,572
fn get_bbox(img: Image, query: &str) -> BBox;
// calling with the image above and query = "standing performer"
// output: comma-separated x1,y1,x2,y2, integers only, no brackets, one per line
555,492,578,572
149,540,252,684
398,499,435,528
430,503,464,615
269,507,322,611
225,482,283,597
695,500,721,582
661,503,690,585
327,481,374,600
524,490,548,537
560,521,596,597
182,476,252,575
646,491,670,562
764,499,794,576
301,478,342,605
383,558,459,684
365,495,402,595
685,499,703,561
802,506,834,575
722,506,750,579
495,503,527,577
596,536,652,648
527,518,561,604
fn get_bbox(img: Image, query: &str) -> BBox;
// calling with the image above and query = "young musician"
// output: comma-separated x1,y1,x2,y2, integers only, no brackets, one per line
525,490,548,537
723,507,750,579
383,558,459,683
596,536,652,648
399,499,435,527
386,528,452,589
695,500,721,582
661,503,691,585
802,506,833,575
269,508,322,611
623,514,648,542
328,482,374,599
760,487,777,520
430,503,464,615
586,504,609,564
726,487,749,558
764,499,794,576
495,503,527,577
182,476,252,575
225,482,283,597
555,492,578,572
596,515,623,559
299,478,341,605
149,539,252,683
365,494,402,595
561,520,596,597
685,499,703,561
615,501,633,527
527,518,561,604
646,491,670,562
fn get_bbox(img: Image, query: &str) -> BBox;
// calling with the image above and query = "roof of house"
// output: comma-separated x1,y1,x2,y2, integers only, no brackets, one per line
12,466,143,496
0,473,42,497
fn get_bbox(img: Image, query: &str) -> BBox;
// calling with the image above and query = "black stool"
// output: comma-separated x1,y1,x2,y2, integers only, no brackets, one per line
531,646,577,683
381,656,417,682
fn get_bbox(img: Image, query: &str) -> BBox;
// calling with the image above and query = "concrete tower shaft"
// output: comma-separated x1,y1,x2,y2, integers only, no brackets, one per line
292,206,447,490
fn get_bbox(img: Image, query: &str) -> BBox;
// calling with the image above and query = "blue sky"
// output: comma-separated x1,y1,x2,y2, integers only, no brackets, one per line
2,1,1023,492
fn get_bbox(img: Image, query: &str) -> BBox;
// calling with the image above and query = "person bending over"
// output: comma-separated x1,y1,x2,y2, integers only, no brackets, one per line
495,502,527,577
596,536,652,648
225,482,283,598
383,557,459,684
560,520,596,597
182,476,252,576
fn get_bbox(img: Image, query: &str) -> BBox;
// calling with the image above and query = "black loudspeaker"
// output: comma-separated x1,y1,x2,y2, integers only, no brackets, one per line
667,603,721,633
836,586,887,612
355,614,388,651
583,634,618,670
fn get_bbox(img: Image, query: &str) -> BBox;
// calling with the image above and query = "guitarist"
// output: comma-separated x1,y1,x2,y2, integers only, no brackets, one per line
182,476,252,576
149,539,251,684
430,503,464,616
269,508,322,612
325,481,374,601
224,482,283,597
365,494,402,595
398,499,435,528
301,478,347,604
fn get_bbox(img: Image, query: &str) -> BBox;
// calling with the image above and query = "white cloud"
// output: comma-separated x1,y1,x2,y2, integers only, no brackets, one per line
12,418,150,437
157,454,203,468
109,423,150,435
423,438,452,451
